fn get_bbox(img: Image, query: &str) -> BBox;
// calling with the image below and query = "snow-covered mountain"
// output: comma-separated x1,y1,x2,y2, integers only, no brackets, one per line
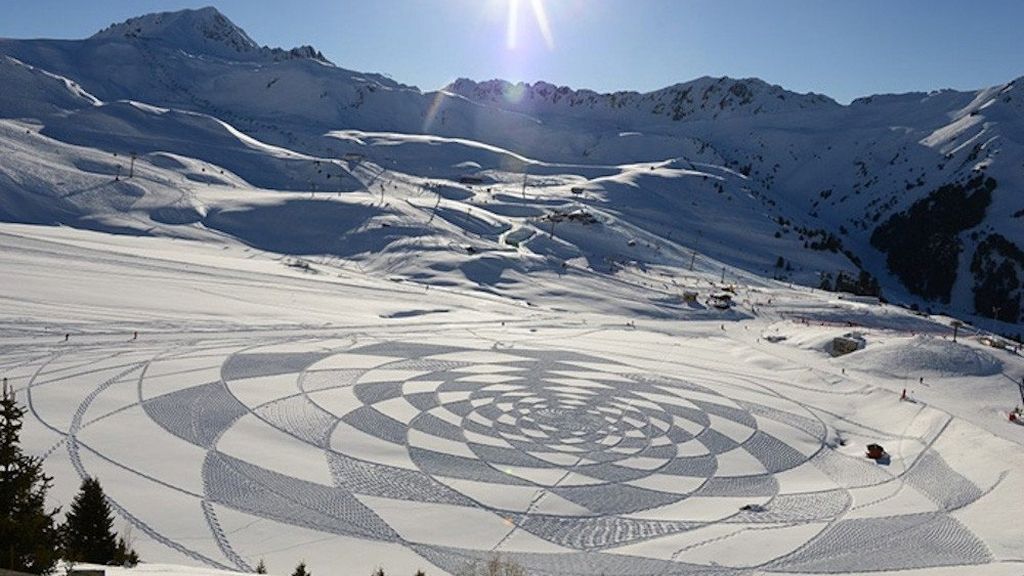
4,9,1024,576
444,76,839,122
0,7,1021,330
91,7,261,56
90,6,330,64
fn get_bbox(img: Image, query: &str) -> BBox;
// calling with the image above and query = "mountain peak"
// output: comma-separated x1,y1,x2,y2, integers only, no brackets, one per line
89,7,332,65
91,7,260,57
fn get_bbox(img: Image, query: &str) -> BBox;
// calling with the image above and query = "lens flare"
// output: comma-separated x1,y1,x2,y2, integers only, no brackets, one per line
530,0,554,50
505,0,554,51
506,0,520,49
422,89,448,133
503,82,526,104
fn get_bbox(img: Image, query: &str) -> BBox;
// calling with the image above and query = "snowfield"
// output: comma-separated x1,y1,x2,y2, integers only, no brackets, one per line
1,7,1023,576
2,226,1023,576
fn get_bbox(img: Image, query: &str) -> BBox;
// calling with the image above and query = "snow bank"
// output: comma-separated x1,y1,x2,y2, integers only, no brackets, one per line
841,335,1003,378
72,563,249,576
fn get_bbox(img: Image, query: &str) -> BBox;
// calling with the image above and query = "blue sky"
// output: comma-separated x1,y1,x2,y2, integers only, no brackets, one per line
2,0,1023,102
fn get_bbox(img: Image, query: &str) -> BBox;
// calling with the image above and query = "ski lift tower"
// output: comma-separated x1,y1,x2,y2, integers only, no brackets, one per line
951,320,964,343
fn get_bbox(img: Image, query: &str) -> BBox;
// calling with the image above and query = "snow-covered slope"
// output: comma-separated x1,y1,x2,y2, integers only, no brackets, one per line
0,55,99,117
0,6,1021,332
3,223,1023,576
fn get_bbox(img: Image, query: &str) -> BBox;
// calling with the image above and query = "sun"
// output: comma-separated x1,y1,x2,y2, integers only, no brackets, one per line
506,0,554,50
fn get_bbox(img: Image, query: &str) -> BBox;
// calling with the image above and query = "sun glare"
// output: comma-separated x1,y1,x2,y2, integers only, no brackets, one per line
505,0,554,51
506,0,520,49
530,0,555,49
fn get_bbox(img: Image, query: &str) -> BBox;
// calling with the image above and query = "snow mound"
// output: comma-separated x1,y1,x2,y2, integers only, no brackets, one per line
843,335,1003,378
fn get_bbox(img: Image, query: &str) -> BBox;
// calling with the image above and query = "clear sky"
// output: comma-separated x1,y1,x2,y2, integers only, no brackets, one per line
2,0,1023,103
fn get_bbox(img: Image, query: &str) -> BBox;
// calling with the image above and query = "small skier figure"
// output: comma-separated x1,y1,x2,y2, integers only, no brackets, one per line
64,333,69,342
132,331,138,341
900,388,907,401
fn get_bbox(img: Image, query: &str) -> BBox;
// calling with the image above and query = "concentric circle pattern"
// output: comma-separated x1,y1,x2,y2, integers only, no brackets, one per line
43,338,994,575
223,343,820,520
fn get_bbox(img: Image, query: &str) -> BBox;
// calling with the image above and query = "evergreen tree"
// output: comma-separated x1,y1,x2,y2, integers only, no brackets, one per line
292,562,311,576
0,383,61,574
255,559,267,574
113,535,139,567
62,477,137,565
834,271,852,293
818,272,833,292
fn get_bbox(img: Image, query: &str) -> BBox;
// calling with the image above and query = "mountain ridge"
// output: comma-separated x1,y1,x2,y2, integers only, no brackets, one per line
444,75,839,123
0,7,1021,330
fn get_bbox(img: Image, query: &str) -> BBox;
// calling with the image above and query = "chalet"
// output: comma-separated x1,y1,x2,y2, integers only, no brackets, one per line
831,335,862,356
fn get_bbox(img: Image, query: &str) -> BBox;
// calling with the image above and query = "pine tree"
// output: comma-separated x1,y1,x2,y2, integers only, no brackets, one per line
255,559,267,574
0,383,61,574
62,477,137,565
292,562,311,576
818,272,833,292
113,534,139,567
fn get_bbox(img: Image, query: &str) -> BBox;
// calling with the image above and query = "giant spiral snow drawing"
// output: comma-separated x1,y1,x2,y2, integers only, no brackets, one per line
37,339,993,574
